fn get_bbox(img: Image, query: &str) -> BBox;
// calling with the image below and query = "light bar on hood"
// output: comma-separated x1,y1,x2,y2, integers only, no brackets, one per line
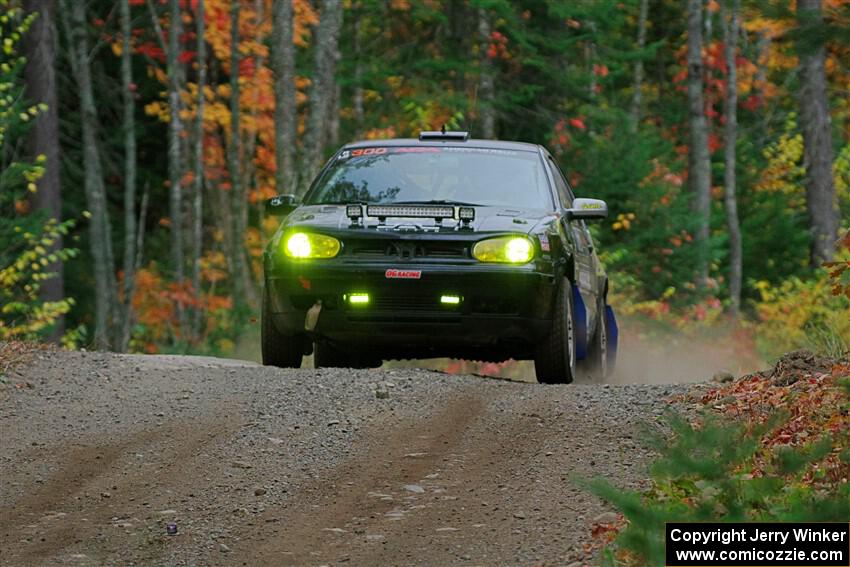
367,204,454,219
346,204,363,219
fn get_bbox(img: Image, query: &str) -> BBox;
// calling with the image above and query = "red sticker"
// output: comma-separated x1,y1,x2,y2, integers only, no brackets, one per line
385,269,422,279
350,147,388,157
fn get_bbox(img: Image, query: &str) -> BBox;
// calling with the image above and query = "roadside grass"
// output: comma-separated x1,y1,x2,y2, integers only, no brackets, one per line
587,353,850,566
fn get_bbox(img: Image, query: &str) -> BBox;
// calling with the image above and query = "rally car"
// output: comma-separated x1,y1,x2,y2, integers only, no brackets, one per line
261,131,618,384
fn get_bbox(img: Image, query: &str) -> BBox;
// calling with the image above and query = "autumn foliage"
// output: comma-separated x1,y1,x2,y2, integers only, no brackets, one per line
591,352,850,566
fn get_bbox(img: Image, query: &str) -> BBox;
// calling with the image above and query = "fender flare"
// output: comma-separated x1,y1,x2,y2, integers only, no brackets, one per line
571,284,588,361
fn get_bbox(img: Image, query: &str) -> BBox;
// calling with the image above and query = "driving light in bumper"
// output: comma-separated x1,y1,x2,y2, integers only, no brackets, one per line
472,236,535,264
283,232,341,259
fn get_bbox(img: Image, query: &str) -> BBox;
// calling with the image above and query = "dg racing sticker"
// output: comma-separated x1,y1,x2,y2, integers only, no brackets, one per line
386,269,422,279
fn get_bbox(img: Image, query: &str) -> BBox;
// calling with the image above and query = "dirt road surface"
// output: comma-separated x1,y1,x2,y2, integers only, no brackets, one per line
0,350,700,566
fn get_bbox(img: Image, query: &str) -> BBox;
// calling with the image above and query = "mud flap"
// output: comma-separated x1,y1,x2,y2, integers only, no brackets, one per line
572,286,588,361
605,305,618,369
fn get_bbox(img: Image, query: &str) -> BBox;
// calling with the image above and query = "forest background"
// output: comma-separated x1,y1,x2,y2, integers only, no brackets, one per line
2,0,849,369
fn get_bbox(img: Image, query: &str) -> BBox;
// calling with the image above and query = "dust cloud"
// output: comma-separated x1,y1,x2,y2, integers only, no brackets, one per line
233,319,766,385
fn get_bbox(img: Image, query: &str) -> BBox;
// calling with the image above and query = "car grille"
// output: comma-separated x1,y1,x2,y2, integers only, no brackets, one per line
360,295,441,312
344,239,468,260
344,293,461,322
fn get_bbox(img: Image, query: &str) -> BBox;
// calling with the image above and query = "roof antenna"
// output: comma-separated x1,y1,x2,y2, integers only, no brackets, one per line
440,124,446,135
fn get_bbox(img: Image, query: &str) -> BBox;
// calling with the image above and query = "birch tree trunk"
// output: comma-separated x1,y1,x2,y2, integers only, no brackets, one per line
300,0,343,194
227,0,253,311
629,0,649,132
477,7,495,139
272,0,297,193
722,0,742,315
328,83,341,148
191,0,206,337
23,0,64,337
119,0,138,350
165,0,186,334
66,0,118,349
687,0,712,289
797,0,839,264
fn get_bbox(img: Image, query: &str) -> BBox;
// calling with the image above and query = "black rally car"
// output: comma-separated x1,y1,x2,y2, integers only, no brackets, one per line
262,131,618,383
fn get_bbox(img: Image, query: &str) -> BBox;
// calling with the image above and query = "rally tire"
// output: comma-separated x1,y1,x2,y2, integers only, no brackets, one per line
261,288,304,368
534,278,576,384
585,299,609,383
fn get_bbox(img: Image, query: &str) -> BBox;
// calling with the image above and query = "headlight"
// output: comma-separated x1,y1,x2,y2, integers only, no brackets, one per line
472,235,535,264
283,232,341,259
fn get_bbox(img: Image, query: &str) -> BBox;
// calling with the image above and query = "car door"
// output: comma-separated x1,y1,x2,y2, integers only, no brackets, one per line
546,157,600,339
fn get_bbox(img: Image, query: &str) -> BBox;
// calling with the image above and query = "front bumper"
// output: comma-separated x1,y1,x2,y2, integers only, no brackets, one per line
264,259,557,360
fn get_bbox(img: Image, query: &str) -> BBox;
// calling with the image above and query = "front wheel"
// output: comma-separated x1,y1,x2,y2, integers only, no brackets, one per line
261,288,304,368
534,279,576,384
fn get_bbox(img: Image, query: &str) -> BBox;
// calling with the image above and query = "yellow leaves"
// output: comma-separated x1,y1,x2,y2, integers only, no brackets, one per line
294,0,319,47
612,212,636,231
833,143,850,201
742,15,790,41
146,66,168,84
757,115,805,195
754,274,850,358
144,100,170,123
1,219,77,340
386,75,404,91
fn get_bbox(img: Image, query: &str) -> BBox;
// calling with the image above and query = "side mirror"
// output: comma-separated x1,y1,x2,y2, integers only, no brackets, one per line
566,198,608,221
266,194,299,216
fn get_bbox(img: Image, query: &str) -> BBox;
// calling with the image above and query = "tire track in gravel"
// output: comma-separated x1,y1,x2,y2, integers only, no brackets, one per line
231,385,631,567
1,413,240,566
1,350,690,566
234,391,493,565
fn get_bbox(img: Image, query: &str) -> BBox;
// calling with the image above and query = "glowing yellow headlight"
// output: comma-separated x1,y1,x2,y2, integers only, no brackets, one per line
472,236,535,264
283,232,341,259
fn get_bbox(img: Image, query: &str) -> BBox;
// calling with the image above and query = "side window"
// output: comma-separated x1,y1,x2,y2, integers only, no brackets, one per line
547,157,573,209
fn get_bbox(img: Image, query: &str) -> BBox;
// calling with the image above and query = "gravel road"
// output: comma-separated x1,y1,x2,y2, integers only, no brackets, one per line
0,350,701,566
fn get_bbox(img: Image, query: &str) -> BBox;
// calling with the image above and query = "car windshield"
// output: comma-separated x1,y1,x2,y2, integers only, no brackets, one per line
305,146,554,210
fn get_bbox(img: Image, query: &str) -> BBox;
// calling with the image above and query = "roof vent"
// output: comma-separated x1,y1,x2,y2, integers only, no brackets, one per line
418,130,469,142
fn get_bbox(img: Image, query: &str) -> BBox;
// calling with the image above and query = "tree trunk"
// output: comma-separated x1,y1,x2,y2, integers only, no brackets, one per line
227,0,252,312
167,0,186,334
586,21,597,100
237,0,263,306
23,0,64,338
754,31,770,148
722,0,742,315
629,0,648,132
797,0,839,264
328,82,341,147
352,8,364,138
687,0,712,289
477,7,495,139
300,0,343,194
272,0,297,194
191,0,206,338
118,0,137,351
66,0,118,349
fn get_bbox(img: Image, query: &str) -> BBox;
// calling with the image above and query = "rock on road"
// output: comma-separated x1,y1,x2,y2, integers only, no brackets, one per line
0,350,696,566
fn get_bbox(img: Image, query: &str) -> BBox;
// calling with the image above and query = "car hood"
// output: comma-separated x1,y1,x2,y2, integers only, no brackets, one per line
279,204,554,235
